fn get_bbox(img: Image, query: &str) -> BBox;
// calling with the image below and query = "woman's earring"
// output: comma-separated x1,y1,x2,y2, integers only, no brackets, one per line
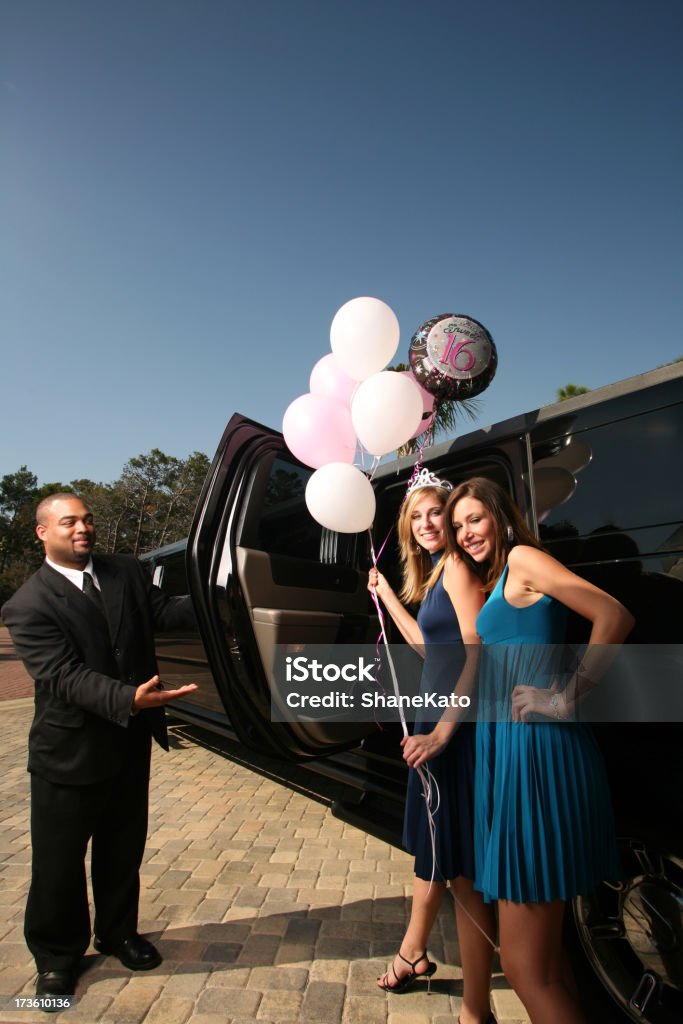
506,525,514,545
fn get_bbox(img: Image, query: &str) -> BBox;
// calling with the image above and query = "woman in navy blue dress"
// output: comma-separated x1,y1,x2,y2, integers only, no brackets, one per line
370,472,496,1024
403,477,633,1024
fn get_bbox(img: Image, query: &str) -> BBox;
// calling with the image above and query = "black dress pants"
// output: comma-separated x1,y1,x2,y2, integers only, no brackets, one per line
25,733,151,973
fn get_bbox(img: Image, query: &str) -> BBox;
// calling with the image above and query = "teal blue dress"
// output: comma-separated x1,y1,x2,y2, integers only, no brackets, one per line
474,565,621,903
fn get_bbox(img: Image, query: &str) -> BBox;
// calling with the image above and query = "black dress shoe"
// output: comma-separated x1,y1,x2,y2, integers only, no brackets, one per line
35,971,76,1011
94,934,162,971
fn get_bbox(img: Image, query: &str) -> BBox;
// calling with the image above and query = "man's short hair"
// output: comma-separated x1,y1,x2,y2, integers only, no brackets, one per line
35,492,86,526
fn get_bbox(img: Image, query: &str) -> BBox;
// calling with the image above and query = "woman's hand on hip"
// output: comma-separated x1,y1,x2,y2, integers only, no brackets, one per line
511,682,567,722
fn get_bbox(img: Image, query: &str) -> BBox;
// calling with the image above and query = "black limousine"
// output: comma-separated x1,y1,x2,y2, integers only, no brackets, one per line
142,359,683,1024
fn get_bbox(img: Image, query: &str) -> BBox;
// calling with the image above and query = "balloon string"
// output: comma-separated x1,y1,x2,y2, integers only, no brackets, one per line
446,884,499,954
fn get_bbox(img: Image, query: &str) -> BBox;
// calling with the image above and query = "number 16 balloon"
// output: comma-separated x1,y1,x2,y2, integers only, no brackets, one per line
409,313,497,400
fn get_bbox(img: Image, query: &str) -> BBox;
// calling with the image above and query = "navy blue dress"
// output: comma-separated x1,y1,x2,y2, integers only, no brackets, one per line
402,559,476,882
474,565,621,903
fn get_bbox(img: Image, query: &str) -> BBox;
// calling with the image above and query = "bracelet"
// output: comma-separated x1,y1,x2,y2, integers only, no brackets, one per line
549,693,567,720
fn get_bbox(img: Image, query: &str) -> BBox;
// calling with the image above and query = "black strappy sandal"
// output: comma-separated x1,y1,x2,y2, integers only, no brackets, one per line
377,949,437,993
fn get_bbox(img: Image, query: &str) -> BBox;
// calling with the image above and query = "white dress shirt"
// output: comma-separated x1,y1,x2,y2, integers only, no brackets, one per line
46,557,101,593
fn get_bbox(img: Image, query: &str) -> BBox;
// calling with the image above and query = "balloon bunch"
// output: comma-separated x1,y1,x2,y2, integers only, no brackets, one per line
283,299,498,534
283,300,499,939
283,297,434,533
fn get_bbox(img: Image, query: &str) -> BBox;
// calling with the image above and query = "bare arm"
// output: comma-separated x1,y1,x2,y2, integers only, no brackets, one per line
507,545,635,722
368,567,424,648
402,555,485,768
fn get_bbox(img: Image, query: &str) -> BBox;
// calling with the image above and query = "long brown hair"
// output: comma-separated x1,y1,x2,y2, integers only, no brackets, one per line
444,477,543,592
397,485,449,605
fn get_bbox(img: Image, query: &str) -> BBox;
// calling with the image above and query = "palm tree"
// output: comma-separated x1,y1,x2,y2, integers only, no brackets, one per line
556,383,590,402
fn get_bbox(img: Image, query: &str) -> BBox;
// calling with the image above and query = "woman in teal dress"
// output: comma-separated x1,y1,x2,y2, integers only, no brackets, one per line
402,477,634,1024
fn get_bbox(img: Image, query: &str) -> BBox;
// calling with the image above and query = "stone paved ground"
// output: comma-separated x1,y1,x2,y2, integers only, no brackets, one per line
0,630,530,1024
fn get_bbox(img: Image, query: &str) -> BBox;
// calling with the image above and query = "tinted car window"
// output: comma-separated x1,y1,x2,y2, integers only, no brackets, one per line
252,458,321,560
246,455,361,568
152,551,189,597
534,404,683,544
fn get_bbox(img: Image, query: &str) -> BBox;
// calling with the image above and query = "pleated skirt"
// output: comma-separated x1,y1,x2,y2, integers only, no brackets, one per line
474,719,622,903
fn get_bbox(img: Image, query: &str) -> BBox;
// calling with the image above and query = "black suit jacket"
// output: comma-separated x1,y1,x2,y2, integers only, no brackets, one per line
2,554,192,785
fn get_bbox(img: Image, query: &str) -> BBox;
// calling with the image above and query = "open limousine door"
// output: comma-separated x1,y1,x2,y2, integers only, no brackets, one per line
185,413,377,760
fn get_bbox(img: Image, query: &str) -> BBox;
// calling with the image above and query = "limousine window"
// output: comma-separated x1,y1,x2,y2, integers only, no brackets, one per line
533,403,683,542
251,457,320,560
152,550,189,597
245,454,362,568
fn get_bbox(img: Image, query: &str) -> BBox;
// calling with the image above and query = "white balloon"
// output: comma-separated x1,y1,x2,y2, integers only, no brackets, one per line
305,463,376,533
351,371,424,456
330,297,400,381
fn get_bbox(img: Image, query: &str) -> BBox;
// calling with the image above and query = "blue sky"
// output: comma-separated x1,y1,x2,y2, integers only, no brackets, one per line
2,0,682,486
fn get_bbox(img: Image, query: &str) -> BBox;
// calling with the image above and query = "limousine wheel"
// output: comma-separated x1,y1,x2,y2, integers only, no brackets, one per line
571,838,683,1023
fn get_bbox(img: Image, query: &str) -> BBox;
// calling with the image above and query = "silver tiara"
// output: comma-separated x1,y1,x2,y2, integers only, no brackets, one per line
405,467,453,496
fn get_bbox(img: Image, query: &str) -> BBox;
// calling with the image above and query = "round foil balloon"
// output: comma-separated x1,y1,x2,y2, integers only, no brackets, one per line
409,313,497,400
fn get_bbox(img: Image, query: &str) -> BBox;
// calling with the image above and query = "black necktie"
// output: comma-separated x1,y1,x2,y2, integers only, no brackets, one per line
82,571,106,617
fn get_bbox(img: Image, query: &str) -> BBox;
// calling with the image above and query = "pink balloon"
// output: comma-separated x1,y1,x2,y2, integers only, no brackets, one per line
402,371,436,438
309,354,358,408
282,393,357,469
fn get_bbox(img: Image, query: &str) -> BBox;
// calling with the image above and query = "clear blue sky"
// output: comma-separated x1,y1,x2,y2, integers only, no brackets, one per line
2,0,682,486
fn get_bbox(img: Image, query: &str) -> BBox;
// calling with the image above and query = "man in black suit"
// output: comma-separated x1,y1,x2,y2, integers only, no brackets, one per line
2,493,198,1005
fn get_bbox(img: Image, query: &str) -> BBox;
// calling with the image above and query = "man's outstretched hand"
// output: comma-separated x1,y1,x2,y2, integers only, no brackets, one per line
133,674,198,710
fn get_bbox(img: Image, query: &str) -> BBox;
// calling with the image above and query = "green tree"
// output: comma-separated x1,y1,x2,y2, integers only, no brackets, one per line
115,449,180,555
0,451,209,605
114,449,210,555
556,383,590,402
154,451,210,550
0,469,71,601
0,466,39,574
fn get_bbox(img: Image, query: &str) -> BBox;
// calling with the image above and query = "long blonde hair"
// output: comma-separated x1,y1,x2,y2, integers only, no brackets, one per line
397,486,449,605
444,477,543,592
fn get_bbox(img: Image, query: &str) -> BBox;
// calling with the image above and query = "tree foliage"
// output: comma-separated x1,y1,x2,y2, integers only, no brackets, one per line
0,450,210,605
556,383,590,401
0,466,39,577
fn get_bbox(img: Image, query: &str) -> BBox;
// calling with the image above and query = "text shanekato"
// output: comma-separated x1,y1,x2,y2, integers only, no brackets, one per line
285,692,471,709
